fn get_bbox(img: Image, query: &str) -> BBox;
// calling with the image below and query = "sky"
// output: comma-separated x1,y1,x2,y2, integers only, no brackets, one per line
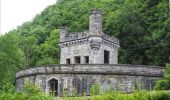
0,0,56,35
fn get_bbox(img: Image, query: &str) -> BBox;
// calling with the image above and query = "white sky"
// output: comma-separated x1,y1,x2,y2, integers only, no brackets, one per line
0,0,56,35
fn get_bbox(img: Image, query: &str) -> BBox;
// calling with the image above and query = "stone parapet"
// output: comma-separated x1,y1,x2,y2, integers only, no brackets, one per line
102,34,119,45
16,64,165,79
64,31,89,42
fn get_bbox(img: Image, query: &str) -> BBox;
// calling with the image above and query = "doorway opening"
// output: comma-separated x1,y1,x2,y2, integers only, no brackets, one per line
104,50,110,64
49,78,58,96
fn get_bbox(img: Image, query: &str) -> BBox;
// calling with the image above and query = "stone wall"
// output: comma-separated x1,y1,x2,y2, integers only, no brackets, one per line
16,64,164,96
59,36,119,64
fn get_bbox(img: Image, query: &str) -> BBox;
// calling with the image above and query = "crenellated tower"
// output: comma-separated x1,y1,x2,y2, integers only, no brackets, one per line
59,9,120,64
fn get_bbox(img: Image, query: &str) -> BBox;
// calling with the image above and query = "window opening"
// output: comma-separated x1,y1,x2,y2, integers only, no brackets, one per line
84,56,89,64
66,59,70,64
104,50,110,64
74,56,81,64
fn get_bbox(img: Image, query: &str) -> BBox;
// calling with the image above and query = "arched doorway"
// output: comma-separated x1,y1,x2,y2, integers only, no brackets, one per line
48,78,58,96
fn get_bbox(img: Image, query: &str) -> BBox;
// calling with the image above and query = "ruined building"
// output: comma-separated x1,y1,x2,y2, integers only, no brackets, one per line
15,10,164,96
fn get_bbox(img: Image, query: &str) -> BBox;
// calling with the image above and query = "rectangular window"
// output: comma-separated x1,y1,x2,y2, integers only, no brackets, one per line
66,59,70,64
84,56,89,64
104,50,110,64
74,56,81,64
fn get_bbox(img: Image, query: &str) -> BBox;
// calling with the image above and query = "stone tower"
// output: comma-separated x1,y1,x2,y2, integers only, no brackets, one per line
59,9,120,64
89,9,103,36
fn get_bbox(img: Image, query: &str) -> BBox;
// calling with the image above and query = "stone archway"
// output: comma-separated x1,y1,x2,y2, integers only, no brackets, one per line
48,78,58,96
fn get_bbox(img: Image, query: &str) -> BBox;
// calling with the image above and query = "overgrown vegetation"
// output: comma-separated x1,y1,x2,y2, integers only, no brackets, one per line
0,0,169,99
155,64,170,90
62,90,170,100
90,82,101,95
0,83,54,100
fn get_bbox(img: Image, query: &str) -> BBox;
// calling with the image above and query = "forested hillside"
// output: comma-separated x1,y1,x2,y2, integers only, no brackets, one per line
0,0,169,92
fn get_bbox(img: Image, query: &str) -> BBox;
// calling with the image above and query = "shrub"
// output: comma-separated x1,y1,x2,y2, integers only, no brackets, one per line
150,91,170,100
23,82,42,95
132,90,150,100
155,64,170,90
155,79,170,90
90,82,101,96
0,83,54,100
165,64,170,80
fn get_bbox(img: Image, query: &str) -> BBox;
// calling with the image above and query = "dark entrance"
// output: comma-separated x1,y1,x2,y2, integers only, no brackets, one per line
104,50,110,64
49,79,58,96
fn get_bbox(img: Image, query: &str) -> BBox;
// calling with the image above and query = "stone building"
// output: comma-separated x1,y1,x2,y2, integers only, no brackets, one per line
59,10,119,65
15,10,164,96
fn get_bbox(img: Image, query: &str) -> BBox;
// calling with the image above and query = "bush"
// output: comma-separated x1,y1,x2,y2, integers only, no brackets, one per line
132,90,150,100
155,64,170,90
0,83,54,100
90,82,101,96
155,79,170,90
165,64,170,80
150,91,170,100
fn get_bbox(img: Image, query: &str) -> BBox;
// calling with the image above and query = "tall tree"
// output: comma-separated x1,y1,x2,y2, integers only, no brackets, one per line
19,36,40,66
0,32,23,92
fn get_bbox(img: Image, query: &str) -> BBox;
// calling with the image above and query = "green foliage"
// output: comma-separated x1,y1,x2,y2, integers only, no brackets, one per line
0,83,54,100
165,64,170,80
149,91,170,100
155,79,170,90
37,29,60,65
155,64,170,90
19,35,41,66
63,90,170,100
0,32,23,92
0,0,169,94
23,83,42,95
90,82,101,96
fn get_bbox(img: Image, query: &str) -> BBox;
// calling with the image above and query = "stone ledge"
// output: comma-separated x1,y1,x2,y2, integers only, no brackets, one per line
16,64,165,79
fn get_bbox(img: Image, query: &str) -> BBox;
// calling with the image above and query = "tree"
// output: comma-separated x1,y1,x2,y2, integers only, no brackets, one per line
19,36,40,66
0,32,23,92
37,29,60,65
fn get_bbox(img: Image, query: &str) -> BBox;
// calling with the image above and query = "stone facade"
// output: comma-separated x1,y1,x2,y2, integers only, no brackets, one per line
59,9,119,64
15,10,165,96
16,64,164,96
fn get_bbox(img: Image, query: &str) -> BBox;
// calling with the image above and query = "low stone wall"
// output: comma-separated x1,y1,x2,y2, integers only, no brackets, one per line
15,64,165,96
16,64,164,79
